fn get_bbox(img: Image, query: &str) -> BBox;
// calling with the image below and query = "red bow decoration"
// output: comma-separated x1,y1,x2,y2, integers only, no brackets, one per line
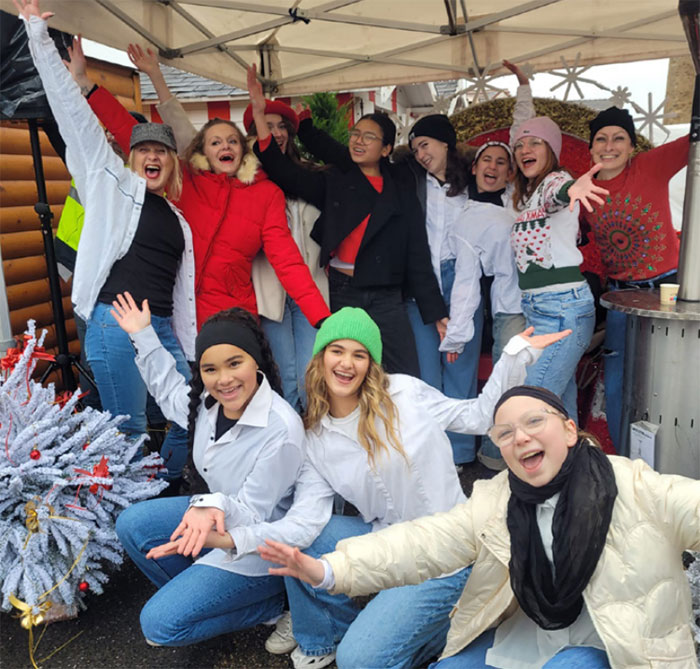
74,456,113,495
1,334,56,399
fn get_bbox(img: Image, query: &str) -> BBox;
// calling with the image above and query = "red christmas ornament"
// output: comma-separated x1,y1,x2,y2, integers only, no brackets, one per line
29,449,41,460
78,581,89,592
82,441,90,451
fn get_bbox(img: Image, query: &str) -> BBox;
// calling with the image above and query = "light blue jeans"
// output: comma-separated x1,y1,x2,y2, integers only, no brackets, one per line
407,259,484,464
286,515,469,668
521,284,595,421
85,302,190,480
430,628,610,668
262,295,317,412
115,496,285,646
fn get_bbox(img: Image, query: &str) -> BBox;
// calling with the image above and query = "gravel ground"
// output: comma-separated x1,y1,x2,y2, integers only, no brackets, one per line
1,461,498,669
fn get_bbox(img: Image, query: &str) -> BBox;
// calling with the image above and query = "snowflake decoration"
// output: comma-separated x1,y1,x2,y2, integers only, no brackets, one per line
460,63,506,104
608,86,633,108
631,93,675,144
548,52,610,101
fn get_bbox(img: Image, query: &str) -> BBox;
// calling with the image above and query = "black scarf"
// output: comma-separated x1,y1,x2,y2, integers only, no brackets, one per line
467,181,505,206
506,439,617,629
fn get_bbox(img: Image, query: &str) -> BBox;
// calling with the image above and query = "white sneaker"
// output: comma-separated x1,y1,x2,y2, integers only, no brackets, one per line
265,610,298,654
291,646,336,669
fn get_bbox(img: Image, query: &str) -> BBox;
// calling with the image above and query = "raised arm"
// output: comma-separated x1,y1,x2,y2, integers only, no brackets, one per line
504,60,536,143
111,292,190,428
297,115,354,170
16,7,125,186
127,43,197,156
247,65,326,206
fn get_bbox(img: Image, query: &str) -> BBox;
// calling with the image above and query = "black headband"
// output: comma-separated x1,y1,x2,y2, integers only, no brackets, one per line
195,320,263,367
493,385,569,420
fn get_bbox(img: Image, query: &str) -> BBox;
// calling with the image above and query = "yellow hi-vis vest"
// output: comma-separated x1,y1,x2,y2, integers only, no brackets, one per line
55,179,83,280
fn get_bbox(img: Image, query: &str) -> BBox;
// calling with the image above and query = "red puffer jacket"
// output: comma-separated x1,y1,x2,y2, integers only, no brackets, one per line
88,87,330,329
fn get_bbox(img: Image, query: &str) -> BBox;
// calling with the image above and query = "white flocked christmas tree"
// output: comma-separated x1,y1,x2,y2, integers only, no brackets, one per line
0,321,167,622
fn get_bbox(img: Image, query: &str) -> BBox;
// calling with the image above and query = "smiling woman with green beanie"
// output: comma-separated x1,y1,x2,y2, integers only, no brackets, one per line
216,306,571,669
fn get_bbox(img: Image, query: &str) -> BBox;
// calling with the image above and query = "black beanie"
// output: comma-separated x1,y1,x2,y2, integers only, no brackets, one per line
361,112,396,149
493,385,569,420
588,106,636,147
409,114,457,149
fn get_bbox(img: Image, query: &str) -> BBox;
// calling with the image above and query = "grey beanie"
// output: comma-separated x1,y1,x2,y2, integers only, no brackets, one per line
129,122,177,152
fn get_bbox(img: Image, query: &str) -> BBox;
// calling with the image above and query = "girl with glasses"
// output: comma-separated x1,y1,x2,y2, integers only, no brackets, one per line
261,384,700,669
246,66,447,377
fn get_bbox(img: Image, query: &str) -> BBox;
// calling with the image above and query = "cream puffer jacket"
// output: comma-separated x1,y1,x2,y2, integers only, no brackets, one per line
325,456,700,668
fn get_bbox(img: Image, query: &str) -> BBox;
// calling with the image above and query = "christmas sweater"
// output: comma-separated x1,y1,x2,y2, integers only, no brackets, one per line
511,171,583,290
582,134,688,281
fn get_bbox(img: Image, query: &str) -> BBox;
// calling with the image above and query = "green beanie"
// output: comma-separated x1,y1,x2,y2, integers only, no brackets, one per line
312,307,382,364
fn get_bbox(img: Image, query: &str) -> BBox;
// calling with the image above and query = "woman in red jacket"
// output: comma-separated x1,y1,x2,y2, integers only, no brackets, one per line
66,37,330,333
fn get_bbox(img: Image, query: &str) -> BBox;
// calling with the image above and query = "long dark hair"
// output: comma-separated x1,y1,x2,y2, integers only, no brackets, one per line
445,144,475,197
512,144,560,210
182,307,283,493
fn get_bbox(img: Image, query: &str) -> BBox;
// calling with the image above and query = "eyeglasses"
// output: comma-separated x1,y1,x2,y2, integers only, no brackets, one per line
349,129,382,144
513,137,545,153
487,409,564,448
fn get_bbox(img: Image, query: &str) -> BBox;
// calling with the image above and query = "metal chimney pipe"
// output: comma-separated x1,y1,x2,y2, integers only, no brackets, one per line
677,0,700,301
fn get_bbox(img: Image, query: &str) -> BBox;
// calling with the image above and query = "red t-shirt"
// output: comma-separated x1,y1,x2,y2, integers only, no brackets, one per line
335,174,384,265
582,134,688,281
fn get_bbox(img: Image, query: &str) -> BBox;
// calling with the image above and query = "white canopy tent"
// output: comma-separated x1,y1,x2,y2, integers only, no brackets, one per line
0,0,691,95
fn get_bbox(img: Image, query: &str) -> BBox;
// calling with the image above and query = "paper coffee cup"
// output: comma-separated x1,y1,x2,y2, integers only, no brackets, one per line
659,283,680,304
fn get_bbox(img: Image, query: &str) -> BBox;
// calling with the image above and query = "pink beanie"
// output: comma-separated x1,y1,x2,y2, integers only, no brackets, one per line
512,116,562,161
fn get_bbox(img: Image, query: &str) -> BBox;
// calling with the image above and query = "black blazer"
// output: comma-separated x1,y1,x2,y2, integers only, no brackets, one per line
253,119,447,324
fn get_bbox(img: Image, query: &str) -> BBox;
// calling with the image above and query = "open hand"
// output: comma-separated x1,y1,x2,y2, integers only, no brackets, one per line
246,64,266,115
568,163,609,212
169,506,226,558
110,292,151,334
127,43,160,75
517,326,571,349
502,59,529,86
12,0,53,20
258,539,326,586
63,34,93,90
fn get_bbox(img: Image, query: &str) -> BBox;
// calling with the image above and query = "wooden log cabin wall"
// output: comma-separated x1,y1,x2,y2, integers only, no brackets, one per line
0,57,141,386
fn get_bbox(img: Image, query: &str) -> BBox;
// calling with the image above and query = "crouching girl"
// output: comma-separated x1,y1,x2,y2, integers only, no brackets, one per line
110,293,305,646
261,385,700,668
228,308,569,669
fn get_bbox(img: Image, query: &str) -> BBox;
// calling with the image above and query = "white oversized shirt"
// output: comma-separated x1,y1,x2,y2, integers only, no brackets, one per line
24,16,197,360
130,326,305,576
440,195,522,354
229,336,541,556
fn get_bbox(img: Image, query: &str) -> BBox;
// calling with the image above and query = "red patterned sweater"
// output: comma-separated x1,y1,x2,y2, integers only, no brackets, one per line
582,134,688,282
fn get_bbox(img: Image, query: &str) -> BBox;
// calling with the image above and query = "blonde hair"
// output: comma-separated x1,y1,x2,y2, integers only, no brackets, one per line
128,146,182,201
304,351,407,468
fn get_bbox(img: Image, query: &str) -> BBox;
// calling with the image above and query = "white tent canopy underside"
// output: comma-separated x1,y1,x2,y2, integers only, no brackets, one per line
2,0,691,94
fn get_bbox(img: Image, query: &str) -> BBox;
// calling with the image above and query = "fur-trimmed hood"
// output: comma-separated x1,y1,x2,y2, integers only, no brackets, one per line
187,137,261,185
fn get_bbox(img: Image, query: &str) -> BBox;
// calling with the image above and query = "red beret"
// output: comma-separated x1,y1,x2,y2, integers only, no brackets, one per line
243,100,299,134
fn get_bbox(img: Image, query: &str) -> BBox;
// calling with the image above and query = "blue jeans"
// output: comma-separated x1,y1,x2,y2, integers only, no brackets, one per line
406,259,484,464
85,302,190,480
521,284,595,422
262,295,317,411
287,515,469,668
430,628,610,668
115,496,285,646
480,312,527,461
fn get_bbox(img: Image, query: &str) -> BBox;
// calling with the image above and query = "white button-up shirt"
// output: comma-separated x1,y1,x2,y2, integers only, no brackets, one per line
230,336,541,556
130,326,305,576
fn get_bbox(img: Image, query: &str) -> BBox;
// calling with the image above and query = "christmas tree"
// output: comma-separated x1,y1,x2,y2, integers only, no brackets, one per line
0,321,168,625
